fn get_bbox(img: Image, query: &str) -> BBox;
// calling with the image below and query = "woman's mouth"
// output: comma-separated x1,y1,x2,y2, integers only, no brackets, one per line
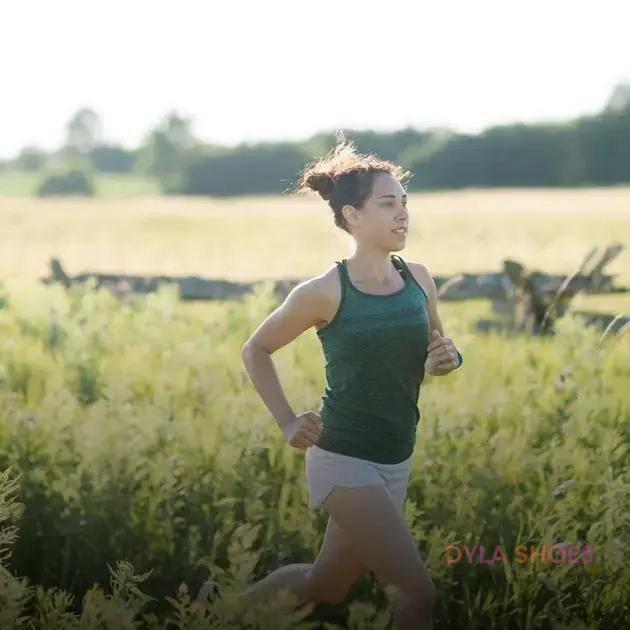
391,227,407,235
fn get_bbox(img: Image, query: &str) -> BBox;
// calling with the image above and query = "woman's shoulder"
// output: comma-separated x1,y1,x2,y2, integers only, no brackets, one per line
396,255,428,276
287,264,343,332
311,262,343,302
286,263,342,315
398,257,434,300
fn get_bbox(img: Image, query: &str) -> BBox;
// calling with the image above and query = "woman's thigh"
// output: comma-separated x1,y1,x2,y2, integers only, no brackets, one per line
321,482,434,604
306,508,370,602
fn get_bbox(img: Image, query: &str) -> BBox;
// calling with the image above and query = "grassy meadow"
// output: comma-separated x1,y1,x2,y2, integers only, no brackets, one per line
0,170,161,198
0,187,629,628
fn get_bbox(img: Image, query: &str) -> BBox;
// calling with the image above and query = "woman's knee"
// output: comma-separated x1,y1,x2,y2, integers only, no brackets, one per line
304,567,353,604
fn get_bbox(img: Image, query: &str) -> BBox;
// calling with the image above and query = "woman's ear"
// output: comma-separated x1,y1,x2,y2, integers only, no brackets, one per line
341,204,358,229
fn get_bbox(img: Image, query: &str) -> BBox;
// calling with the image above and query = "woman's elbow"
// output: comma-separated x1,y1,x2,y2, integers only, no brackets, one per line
241,340,269,368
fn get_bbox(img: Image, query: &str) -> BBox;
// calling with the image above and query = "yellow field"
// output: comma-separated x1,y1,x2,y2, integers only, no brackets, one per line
2,187,630,288
1,187,629,627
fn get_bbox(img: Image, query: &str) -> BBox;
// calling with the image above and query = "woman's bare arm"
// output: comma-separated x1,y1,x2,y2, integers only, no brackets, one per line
407,261,462,375
241,277,329,440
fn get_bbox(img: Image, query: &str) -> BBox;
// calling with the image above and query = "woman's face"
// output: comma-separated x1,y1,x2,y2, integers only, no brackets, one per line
343,173,409,250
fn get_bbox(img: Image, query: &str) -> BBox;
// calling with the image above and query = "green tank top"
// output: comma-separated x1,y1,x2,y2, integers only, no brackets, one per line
315,254,430,464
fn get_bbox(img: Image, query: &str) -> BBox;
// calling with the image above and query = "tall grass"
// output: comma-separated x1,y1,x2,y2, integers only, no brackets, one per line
0,277,628,628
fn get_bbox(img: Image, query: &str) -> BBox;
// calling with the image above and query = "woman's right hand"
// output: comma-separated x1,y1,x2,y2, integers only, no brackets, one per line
282,412,323,449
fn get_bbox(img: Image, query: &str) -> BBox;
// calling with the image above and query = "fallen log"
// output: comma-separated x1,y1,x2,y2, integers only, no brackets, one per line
37,250,629,336
476,311,630,334
41,253,628,303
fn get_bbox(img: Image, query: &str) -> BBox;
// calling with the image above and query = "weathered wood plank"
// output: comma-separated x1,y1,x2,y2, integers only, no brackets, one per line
41,253,628,302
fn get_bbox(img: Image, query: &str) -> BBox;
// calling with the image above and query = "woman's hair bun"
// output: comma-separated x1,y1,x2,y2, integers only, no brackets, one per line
304,172,336,202
292,129,413,234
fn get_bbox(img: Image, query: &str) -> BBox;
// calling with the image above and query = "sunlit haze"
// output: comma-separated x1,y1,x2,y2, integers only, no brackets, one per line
2,0,629,159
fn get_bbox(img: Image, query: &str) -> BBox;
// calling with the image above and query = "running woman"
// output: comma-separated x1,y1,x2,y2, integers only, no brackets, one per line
196,132,463,630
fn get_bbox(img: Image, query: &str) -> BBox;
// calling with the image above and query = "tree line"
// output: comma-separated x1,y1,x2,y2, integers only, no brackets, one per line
3,82,630,196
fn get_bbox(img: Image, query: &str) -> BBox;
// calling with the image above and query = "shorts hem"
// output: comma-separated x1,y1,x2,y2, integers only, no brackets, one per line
308,480,386,509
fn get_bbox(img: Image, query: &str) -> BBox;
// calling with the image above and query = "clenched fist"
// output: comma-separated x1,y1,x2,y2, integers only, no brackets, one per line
282,411,324,449
425,329,461,376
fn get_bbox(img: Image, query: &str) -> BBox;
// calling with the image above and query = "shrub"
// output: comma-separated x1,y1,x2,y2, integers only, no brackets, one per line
36,168,95,197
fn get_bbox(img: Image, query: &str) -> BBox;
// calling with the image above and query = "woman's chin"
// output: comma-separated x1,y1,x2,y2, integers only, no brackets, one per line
390,237,407,250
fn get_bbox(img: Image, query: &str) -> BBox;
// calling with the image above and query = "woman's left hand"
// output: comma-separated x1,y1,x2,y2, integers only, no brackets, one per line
425,329,460,375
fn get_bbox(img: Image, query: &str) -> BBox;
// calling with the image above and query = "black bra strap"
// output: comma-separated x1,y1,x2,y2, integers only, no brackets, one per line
335,260,347,298
391,254,406,277
336,259,346,280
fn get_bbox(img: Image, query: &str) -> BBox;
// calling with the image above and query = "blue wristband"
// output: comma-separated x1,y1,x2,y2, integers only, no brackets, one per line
456,349,463,367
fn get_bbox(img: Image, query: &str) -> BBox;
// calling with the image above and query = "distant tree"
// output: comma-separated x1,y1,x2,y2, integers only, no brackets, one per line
575,107,630,184
182,142,309,196
37,168,95,197
14,146,48,171
90,144,137,173
64,107,103,154
135,111,196,193
605,81,630,113
407,123,577,189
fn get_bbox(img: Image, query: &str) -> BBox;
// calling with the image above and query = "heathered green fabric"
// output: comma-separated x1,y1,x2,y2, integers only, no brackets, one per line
315,254,430,464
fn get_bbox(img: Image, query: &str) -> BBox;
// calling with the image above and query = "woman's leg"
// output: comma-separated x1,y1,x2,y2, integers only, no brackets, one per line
235,509,368,607
195,482,412,614
302,510,369,603
322,483,436,630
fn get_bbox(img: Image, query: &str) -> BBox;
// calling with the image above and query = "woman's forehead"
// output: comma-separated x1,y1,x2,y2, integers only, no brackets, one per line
371,174,406,197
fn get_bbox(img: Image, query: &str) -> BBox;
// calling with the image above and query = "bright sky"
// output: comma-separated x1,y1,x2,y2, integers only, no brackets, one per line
2,0,629,160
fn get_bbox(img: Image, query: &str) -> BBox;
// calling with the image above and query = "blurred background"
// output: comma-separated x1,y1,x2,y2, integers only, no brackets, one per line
2,0,630,284
0,1,629,628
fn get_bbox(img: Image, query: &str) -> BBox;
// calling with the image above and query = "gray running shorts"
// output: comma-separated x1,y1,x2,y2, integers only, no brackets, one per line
305,443,413,511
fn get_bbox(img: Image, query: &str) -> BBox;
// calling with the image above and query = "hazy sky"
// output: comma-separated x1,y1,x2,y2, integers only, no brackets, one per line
2,0,629,160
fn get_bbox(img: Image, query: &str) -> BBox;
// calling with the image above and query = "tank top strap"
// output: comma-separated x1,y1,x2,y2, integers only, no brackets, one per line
336,259,346,277
338,256,405,287
391,254,429,302
334,259,348,298
390,254,407,277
